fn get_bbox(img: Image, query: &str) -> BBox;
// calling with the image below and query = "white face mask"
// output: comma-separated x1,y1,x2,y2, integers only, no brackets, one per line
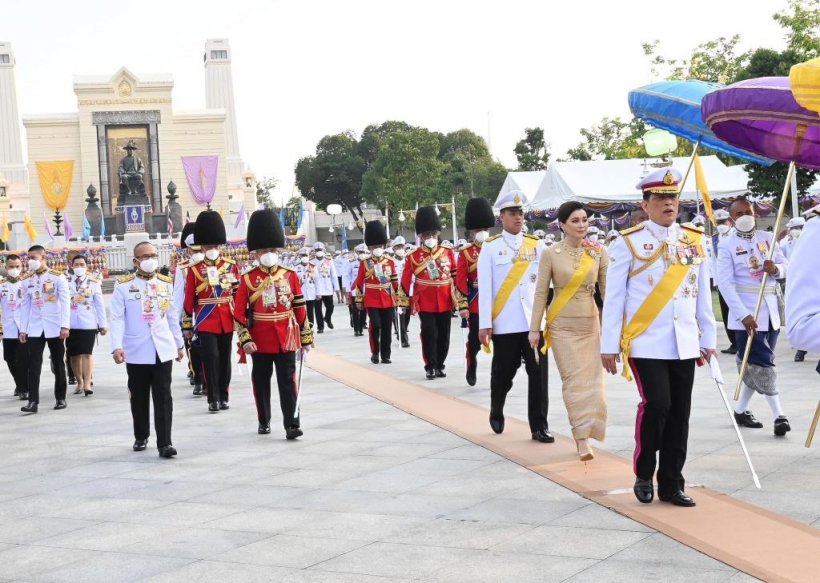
260,252,278,267
474,230,489,243
424,237,437,249
716,224,730,235
357,253,369,261
139,258,158,273
300,256,309,265
6,268,21,279
28,259,41,272
371,247,384,258
734,215,755,233
316,251,325,259
73,267,87,278
205,249,220,261
789,228,802,239
394,249,405,258
190,252,205,264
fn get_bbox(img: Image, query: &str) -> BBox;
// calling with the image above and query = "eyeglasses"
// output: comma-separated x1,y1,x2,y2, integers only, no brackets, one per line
136,254,158,260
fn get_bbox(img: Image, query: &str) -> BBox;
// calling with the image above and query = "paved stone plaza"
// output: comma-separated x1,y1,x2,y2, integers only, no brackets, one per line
0,303,816,582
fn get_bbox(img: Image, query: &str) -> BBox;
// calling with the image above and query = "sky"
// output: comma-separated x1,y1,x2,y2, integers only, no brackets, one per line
4,0,790,204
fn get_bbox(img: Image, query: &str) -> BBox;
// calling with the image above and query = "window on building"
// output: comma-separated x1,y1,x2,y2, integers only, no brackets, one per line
0,55,10,63
210,50,228,60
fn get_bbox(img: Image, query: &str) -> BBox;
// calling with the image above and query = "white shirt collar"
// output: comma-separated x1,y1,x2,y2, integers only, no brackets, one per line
502,229,523,247
646,220,677,241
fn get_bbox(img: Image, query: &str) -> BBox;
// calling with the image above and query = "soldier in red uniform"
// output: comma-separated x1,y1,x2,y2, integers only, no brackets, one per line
399,206,456,380
234,210,313,438
353,221,399,364
174,222,205,396
183,211,239,413
456,197,495,386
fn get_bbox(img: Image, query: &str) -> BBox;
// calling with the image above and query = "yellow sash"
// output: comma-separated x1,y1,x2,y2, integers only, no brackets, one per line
541,252,594,354
619,231,701,381
491,237,538,321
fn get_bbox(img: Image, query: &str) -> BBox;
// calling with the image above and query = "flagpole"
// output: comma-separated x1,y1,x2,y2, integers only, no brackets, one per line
451,195,457,244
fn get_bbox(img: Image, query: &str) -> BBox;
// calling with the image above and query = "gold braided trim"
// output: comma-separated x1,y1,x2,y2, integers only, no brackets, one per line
415,279,451,287
199,297,231,305
253,311,293,321
365,283,391,290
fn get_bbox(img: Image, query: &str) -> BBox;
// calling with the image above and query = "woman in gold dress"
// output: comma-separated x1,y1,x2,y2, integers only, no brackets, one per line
529,201,609,461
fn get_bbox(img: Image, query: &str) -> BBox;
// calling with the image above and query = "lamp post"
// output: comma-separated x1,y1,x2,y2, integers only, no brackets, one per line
327,203,342,249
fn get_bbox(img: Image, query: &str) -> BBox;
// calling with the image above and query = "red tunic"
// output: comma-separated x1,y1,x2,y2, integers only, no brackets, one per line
183,258,239,334
353,258,398,309
399,245,456,313
233,266,312,354
455,243,481,314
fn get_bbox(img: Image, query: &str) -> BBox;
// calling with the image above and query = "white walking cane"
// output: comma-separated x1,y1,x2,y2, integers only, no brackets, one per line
708,356,761,489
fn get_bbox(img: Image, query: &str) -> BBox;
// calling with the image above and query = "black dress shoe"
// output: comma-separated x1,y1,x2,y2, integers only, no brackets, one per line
158,446,178,458
466,368,476,387
21,401,38,413
219,401,229,410
68,377,77,385
84,389,93,397
326,320,334,330
286,426,303,440
659,490,696,507
435,369,446,378
371,354,379,364
381,358,391,364
425,370,436,380
633,478,654,503
721,345,738,355
13,388,20,396
795,350,807,362
734,410,763,428
317,329,324,334
258,423,271,434
193,384,202,396
208,402,219,413
489,409,505,434
54,400,67,410
133,439,148,451
19,392,29,401
401,341,410,348
531,428,555,443
774,416,791,436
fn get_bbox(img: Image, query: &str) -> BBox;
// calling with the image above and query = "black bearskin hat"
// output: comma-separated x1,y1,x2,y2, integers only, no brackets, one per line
464,197,495,231
246,209,285,251
180,222,196,249
364,220,388,246
415,206,441,235
194,210,227,245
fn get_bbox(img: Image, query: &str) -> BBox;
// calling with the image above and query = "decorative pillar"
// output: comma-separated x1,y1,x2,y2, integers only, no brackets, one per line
96,125,109,214
166,180,183,234
84,183,103,238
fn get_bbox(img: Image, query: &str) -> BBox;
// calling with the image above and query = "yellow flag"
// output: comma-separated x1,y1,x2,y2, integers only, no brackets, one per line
36,160,74,211
1,216,9,243
23,214,37,242
694,154,715,226
219,207,225,218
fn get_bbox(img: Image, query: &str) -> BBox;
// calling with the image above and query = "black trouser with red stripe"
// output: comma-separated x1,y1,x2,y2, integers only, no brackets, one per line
628,357,696,497
465,313,480,377
198,332,232,404
250,352,299,428
367,307,394,360
419,311,451,372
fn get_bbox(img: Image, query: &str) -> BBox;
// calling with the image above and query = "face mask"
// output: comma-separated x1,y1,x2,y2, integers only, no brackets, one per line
6,268,20,279
139,258,158,273
716,224,730,235
205,249,220,261
28,259,41,271
190,252,205,264
372,247,384,257
424,237,437,249
790,228,802,239
300,256,309,265
316,251,325,259
734,215,755,233
474,230,489,243
357,253,369,261
394,249,405,258
73,267,87,278
260,252,278,267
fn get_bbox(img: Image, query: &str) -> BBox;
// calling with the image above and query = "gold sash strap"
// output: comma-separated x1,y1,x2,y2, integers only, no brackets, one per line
541,251,594,354
413,247,445,276
199,297,230,305
491,237,538,321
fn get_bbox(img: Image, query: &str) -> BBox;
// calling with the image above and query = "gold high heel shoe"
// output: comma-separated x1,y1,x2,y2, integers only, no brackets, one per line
576,439,594,462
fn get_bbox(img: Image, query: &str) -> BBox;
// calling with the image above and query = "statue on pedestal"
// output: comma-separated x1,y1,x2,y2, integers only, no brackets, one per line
118,140,145,198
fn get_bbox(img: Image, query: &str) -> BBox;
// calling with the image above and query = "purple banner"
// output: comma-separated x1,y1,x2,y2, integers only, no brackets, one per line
181,155,219,206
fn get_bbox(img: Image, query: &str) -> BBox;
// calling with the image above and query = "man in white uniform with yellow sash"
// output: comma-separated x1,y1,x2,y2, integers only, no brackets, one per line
478,190,552,443
601,168,716,508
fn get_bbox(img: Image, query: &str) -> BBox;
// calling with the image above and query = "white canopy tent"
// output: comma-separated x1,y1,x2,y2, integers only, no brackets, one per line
496,170,547,204
508,156,751,210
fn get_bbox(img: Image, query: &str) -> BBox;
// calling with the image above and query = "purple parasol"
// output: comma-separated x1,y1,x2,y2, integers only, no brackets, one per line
701,76,820,169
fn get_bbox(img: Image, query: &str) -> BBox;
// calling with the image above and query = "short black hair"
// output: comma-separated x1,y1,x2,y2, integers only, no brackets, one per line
28,245,45,253
133,241,154,257
6,254,20,262
71,254,87,265
557,201,585,224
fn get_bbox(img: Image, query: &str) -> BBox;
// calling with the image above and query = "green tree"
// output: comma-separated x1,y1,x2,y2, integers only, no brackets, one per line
294,132,367,222
255,176,278,207
642,36,748,83
773,0,820,60
514,127,550,170
358,120,415,169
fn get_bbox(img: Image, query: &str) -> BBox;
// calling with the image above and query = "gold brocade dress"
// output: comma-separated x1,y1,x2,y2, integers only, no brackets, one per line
530,240,609,441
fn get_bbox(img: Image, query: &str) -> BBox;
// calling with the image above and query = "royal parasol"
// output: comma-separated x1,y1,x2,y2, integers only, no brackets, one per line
702,75,820,403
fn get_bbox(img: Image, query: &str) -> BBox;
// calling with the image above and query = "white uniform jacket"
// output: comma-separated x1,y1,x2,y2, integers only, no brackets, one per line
601,221,717,360
295,263,317,301
312,258,339,296
68,274,107,330
0,277,25,339
19,269,71,338
110,272,184,365
785,218,820,352
716,229,786,331
478,231,546,334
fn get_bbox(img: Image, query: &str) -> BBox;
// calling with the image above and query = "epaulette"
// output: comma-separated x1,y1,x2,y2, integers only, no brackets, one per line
118,273,136,284
524,233,539,241
681,223,704,234
177,260,190,269
278,265,296,273
48,268,63,276
486,234,502,243
88,275,102,283
20,272,32,281
460,243,474,253
157,273,173,283
619,224,645,236
222,257,236,264
240,265,255,275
